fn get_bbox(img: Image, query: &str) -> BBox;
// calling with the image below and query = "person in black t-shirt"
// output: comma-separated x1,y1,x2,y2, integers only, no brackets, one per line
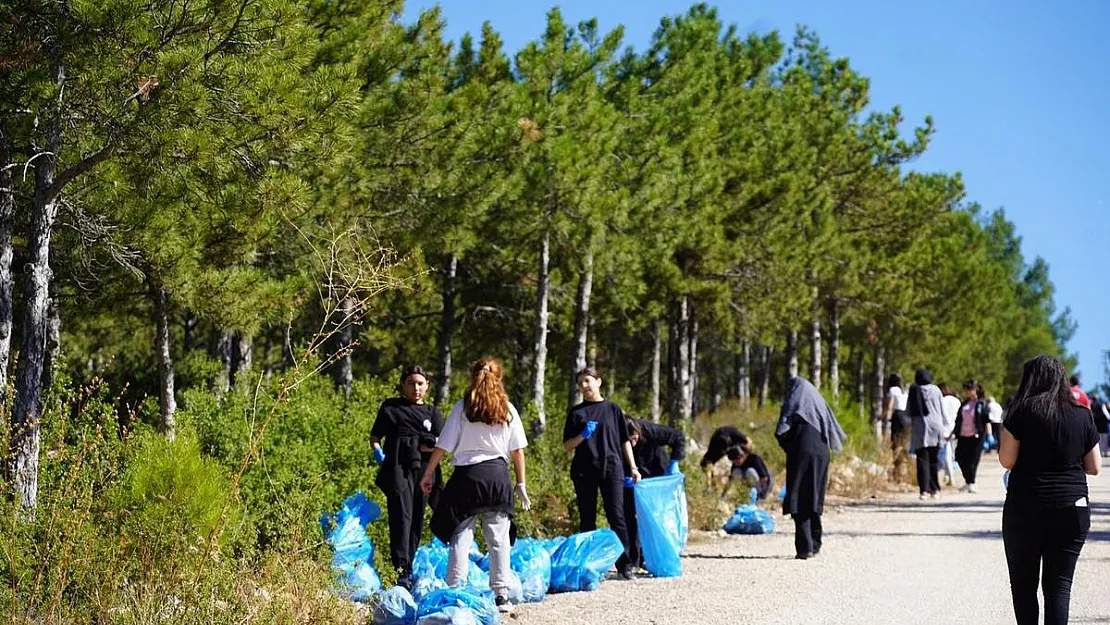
623,417,685,570
1000,356,1102,625
370,365,445,581
725,446,774,500
699,425,752,490
563,368,641,579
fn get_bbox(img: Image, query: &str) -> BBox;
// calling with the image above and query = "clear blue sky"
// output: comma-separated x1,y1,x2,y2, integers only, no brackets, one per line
414,0,1110,388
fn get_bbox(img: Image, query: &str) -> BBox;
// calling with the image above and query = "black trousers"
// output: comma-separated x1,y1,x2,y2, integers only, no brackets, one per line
793,513,823,556
385,474,428,573
955,437,983,485
915,446,940,494
1003,497,1090,625
573,473,631,569
623,486,640,568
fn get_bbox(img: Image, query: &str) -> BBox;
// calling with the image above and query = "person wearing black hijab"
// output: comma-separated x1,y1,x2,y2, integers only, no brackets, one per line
775,376,847,560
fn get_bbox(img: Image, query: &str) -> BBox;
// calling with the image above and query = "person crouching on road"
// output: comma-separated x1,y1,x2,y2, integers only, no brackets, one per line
563,367,641,580
421,358,529,614
725,445,774,501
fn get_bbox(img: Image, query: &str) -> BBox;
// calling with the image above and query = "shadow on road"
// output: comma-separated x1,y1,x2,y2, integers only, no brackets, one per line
683,553,794,561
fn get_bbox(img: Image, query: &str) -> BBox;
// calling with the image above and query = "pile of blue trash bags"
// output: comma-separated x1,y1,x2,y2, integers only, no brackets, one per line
722,489,776,535
321,474,689,624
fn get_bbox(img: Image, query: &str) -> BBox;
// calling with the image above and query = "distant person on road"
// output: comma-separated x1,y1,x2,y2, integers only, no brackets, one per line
371,365,445,583
938,382,961,486
951,379,989,493
908,368,946,500
1068,375,1091,409
563,367,641,580
884,373,912,482
1000,355,1101,625
981,384,1003,452
776,376,846,560
625,417,685,571
724,445,774,501
1091,393,1109,456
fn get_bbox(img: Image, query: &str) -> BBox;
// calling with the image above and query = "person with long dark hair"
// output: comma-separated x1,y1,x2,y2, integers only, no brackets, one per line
421,358,529,614
1000,356,1101,625
907,368,945,500
776,376,846,560
370,365,444,583
624,417,685,571
951,379,989,493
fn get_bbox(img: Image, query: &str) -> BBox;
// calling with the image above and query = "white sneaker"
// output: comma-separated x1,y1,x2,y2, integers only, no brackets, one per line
968,484,978,494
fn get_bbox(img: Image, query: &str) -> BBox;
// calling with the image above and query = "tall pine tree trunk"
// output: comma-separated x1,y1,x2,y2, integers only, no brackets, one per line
213,329,234,393
568,250,593,409
856,347,866,418
688,317,698,417
809,313,822,389
151,280,177,440
829,304,840,401
785,328,799,380
435,252,457,406
183,311,198,353
873,342,886,425
41,288,60,394
531,233,550,434
11,47,65,514
737,340,751,411
232,332,252,387
650,319,662,423
759,344,772,409
332,297,354,399
0,130,14,399
669,296,692,425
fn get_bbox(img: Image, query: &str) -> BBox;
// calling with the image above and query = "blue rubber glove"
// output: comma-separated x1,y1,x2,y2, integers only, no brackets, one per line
581,420,598,440
1002,469,1010,491
666,460,680,475
373,447,386,464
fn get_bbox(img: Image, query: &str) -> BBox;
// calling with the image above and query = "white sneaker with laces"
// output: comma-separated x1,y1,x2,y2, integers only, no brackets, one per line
968,484,978,494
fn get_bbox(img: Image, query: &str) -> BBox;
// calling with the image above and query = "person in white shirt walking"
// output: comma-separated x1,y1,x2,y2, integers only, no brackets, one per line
421,358,530,614
938,383,961,486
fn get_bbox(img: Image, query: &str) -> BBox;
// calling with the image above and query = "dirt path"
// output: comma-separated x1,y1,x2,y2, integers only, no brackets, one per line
510,460,1109,625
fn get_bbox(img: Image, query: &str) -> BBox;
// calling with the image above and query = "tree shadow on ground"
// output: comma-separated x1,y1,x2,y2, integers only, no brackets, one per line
683,553,794,561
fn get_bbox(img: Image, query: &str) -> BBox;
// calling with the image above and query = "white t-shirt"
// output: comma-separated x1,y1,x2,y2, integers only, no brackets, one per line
987,399,1003,424
887,386,909,412
437,399,528,467
941,395,961,436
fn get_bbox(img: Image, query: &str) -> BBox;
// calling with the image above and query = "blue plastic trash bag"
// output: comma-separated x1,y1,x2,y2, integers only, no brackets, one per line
777,485,787,500
416,588,497,625
335,561,382,602
411,577,448,602
505,570,524,604
372,586,417,625
412,542,450,582
538,536,566,558
723,504,775,535
415,607,479,625
550,529,624,592
632,473,688,578
510,539,552,602
466,560,489,588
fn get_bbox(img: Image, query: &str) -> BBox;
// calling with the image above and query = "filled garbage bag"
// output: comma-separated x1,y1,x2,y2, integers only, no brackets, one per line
411,541,450,582
510,539,552,602
372,586,417,625
322,492,384,601
416,588,497,625
416,606,479,625
411,577,448,602
549,529,624,593
723,504,775,535
538,536,566,558
632,473,688,577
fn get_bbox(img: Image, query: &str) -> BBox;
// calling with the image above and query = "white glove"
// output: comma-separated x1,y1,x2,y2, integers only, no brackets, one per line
515,482,531,511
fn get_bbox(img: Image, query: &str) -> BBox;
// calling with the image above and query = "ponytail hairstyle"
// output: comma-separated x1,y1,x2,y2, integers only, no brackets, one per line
463,358,511,426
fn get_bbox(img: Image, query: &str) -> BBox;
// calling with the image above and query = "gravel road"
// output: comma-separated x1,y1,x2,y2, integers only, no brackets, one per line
509,460,1109,625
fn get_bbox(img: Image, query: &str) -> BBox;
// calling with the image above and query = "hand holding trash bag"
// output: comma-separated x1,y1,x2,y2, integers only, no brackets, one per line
515,482,531,510
373,447,386,464
666,460,680,475
581,420,598,440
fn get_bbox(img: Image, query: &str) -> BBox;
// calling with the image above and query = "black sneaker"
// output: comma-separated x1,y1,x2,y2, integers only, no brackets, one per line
495,595,514,613
617,566,635,580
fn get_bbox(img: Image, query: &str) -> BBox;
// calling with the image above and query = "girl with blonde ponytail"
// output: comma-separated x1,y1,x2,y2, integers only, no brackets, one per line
420,358,529,614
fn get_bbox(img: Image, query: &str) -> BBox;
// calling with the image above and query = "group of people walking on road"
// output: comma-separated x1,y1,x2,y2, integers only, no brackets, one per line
367,352,1100,625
